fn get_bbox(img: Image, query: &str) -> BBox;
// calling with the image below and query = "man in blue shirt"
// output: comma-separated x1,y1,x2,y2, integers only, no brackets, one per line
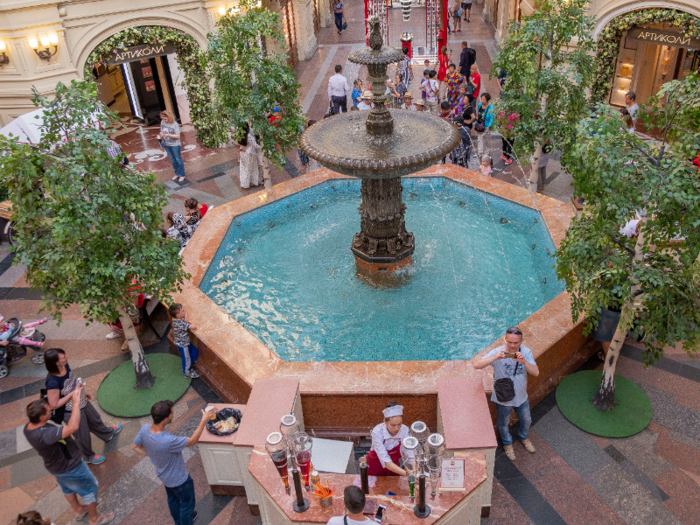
472,326,539,460
132,401,215,525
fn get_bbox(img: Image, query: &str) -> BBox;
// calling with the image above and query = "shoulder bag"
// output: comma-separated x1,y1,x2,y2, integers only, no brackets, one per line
493,361,519,403
342,17,348,31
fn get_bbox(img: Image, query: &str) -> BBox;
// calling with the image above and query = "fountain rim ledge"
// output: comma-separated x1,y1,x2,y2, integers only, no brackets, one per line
175,165,578,396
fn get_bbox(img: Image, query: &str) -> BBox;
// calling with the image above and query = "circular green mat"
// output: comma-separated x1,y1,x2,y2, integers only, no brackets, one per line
555,370,652,438
97,353,191,417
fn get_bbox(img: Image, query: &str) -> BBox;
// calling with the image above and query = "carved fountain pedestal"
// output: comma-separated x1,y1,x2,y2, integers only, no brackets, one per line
300,16,460,272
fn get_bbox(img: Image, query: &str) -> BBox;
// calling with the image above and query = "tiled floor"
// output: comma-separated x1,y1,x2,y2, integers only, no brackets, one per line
2,5,698,525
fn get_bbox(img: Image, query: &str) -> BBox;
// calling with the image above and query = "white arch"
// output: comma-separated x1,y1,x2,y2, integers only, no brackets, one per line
73,13,209,76
593,1,700,39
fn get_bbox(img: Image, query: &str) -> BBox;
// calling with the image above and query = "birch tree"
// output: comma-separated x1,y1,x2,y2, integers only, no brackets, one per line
207,0,305,188
556,73,700,411
492,0,594,189
0,81,189,389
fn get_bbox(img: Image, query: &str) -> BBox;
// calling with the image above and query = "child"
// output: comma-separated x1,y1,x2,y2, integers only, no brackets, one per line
352,79,363,108
169,303,199,378
0,315,46,347
479,154,493,176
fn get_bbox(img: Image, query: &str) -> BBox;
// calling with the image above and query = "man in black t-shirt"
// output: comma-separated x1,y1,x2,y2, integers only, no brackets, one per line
24,387,114,525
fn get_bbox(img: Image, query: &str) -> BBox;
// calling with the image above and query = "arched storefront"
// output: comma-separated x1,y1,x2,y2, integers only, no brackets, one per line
0,0,321,129
591,3,700,105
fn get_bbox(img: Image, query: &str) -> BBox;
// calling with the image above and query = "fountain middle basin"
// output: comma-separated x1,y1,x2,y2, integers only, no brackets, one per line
200,177,562,362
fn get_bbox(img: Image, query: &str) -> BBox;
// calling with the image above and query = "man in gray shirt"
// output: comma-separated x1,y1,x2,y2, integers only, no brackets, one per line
132,401,215,525
472,326,539,460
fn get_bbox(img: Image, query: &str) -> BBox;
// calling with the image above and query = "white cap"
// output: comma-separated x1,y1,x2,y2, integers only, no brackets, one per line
382,404,404,419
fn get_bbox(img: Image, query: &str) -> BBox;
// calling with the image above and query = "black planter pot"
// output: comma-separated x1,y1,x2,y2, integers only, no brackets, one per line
591,308,621,342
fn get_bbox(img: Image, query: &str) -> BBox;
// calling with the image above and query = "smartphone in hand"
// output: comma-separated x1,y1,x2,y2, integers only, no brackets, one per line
374,504,386,523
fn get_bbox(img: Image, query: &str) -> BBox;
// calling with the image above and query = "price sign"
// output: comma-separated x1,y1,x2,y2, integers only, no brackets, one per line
439,458,465,493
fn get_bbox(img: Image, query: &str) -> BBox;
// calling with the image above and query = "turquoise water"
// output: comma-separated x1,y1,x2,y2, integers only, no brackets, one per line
200,178,562,362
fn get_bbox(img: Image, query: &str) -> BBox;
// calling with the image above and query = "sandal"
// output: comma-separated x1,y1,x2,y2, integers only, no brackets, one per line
75,509,89,521
121,341,129,352
177,177,186,183
171,176,180,181
91,512,115,525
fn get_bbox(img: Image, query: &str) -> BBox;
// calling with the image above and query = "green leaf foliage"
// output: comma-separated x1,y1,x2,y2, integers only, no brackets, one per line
556,73,700,365
207,0,305,166
492,0,595,168
0,80,190,324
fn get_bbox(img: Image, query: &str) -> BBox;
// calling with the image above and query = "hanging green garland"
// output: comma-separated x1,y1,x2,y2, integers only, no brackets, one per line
84,26,223,148
591,9,700,102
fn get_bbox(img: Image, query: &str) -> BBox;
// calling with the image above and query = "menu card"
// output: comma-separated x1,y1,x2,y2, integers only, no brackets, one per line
439,458,466,493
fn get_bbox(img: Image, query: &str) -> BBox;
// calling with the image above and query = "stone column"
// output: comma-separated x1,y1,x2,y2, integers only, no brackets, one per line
293,0,318,61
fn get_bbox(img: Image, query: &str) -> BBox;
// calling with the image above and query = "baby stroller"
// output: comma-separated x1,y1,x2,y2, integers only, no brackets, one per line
0,318,46,379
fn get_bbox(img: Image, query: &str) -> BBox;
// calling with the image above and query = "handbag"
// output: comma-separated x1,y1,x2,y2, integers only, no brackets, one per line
474,118,486,132
493,362,520,403
342,18,348,31
157,138,166,148
325,101,335,117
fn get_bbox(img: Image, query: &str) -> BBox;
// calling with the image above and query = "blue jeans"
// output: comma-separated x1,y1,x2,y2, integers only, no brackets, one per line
335,13,343,32
54,461,99,504
165,145,186,178
176,344,199,374
496,399,531,446
165,475,196,525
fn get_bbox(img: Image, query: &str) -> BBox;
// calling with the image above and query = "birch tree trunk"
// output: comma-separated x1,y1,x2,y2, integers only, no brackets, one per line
529,34,553,191
590,225,646,411
262,156,273,190
118,305,155,389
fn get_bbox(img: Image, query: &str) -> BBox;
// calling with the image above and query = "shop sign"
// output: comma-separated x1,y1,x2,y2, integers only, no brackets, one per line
105,43,176,66
628,27,700,50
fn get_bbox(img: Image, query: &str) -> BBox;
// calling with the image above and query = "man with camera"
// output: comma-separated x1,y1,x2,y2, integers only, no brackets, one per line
472,326,539,460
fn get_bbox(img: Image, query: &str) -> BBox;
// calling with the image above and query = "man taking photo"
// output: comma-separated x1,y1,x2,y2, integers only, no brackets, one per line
472,326,539,460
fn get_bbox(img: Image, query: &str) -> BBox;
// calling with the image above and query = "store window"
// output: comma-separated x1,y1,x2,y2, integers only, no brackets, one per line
313,0,320,32
281,0,298,67
610,25,700,107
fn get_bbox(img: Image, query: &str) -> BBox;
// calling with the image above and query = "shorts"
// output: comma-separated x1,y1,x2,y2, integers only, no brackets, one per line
54,461,99,504
464,2,472,10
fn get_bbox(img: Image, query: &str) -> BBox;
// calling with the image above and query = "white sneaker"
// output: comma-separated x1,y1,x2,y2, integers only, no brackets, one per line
106,332,122,340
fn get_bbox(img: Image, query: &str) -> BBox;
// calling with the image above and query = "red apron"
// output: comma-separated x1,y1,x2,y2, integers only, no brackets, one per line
367,440,402,476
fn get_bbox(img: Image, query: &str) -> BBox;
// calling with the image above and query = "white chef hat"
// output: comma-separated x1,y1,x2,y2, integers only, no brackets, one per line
382,404,404,419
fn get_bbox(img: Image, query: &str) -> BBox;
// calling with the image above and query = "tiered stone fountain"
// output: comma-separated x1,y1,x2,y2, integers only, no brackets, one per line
299,17,460,270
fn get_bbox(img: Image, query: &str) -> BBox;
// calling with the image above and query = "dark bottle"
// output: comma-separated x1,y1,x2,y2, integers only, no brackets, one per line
360,456,370,494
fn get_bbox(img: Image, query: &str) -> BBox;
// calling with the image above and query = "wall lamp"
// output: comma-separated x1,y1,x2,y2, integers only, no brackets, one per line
218,4,242,17
0,39,9,67
28,32,59,62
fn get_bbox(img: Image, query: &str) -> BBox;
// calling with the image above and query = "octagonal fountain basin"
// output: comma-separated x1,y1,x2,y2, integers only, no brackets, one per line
199,177,563,362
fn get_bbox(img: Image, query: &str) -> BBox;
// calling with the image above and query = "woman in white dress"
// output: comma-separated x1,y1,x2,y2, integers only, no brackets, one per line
235,122,262,189
366,401,410,476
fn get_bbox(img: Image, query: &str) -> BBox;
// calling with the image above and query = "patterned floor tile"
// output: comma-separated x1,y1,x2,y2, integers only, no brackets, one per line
0,486,35,525
656,468,700,525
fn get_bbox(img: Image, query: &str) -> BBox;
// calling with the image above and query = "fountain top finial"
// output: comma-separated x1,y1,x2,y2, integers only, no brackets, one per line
348,16,405,66
368,16,383,51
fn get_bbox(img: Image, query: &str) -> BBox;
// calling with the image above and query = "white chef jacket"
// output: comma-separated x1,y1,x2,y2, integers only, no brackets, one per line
370,422,409,467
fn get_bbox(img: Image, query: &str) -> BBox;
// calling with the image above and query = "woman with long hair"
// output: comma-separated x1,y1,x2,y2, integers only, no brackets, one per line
158,110,186,184
234,122,262,189
165,212,192,249
44,348,122,465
